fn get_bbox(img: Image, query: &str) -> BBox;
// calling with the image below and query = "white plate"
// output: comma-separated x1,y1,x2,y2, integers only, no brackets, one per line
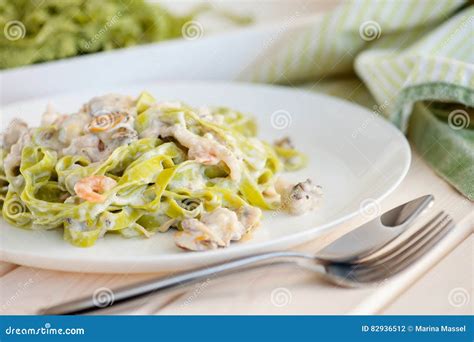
0,82,410,273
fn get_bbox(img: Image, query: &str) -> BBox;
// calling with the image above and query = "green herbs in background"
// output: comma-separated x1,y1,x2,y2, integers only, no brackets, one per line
0,0,201,69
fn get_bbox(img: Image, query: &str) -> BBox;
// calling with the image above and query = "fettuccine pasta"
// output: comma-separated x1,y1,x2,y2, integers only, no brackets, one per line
0,92,322,251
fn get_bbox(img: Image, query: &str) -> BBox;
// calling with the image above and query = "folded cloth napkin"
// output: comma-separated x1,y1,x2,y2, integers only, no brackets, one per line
240,0,473,200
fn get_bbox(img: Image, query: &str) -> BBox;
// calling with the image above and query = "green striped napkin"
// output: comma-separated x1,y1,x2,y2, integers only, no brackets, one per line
245,0,473,200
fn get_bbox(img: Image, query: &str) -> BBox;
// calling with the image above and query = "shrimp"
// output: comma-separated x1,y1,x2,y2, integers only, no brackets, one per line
74,175,117,203
159,125,242,181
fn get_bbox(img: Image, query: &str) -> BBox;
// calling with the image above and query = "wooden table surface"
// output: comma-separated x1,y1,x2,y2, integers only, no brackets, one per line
1,148,472,315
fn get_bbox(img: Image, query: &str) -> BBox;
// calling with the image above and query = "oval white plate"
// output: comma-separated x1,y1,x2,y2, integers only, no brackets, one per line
0,82,410,273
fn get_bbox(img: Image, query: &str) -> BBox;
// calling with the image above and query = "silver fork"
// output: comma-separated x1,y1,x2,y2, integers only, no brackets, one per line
321,211,453,285
42,211,453,315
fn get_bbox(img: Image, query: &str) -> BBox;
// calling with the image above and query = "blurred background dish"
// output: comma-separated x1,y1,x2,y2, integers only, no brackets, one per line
0,0,244,69
0,0,336,70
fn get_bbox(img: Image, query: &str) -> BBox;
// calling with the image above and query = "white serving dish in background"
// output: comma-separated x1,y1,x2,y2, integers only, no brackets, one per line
0,0,337,105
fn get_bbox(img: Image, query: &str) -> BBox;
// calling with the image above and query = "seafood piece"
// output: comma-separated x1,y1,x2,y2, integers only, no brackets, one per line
57,113,90,145
159,125,242,181
274,136,294,149
277,178,323,215
63,111,137,162
32,126,63,151
87,112,127,133
1,119,29,151
41,104,62,126
86,110,138,160
175,206,260,251
2,120,31,182
3,131,31,178
74,175,117,203
236,205,261,230
101,127,139,157
83,94,135,116
62,134,103,162
197,106,225,125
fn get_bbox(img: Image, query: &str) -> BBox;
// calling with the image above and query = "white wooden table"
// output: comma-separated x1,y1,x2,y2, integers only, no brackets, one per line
1,148,472,315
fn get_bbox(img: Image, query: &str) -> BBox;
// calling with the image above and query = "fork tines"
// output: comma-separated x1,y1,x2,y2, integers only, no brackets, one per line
349,212,454,284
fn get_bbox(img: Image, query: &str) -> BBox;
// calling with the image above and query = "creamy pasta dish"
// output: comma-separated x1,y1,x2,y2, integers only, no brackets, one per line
0,92,322,251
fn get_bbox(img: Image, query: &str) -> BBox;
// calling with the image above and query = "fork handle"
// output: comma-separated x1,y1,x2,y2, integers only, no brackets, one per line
41,251,313,315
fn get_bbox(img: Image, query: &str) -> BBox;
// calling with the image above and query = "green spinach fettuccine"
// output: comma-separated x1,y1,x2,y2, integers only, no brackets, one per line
0,92,321,251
